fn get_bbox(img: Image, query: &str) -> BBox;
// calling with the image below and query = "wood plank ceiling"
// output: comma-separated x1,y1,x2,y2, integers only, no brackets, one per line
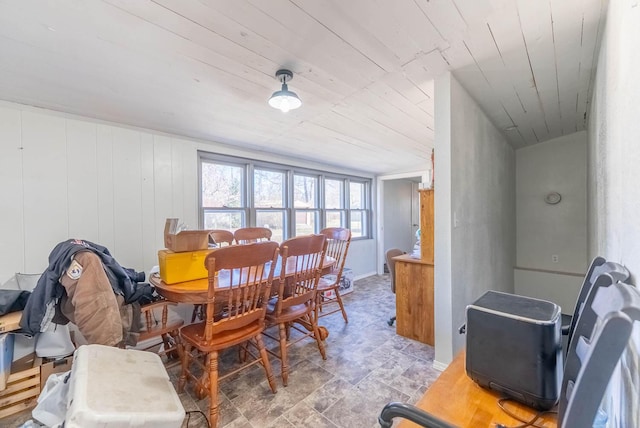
0,0,606,175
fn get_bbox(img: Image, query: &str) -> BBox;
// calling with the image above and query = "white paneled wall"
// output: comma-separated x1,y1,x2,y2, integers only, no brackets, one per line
0,101,377,284
22,111,69,272
0,105,198,282
0,106,24,281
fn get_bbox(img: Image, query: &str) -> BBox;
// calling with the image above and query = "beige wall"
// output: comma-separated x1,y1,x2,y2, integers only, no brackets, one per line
515,132,587,313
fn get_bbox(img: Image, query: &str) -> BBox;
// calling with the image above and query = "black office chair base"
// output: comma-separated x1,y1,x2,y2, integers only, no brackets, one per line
387,316,396,326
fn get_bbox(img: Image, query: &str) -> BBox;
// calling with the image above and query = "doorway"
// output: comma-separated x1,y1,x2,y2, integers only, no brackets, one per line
377,171,428,274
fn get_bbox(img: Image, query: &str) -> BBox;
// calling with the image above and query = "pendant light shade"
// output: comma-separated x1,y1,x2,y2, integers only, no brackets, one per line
268,69,302,113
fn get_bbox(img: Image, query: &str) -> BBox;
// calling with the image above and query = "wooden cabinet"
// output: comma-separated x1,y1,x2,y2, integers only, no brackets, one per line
394,189,434,345
419,189,434,264
395,256,434,345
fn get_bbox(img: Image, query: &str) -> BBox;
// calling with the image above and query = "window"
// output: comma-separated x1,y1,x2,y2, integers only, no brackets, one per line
199,152,372,241
324,178,345,228
294,174,319,236
201,161,245,230
254,168,286,242
349,181,368,238
324,178,370,236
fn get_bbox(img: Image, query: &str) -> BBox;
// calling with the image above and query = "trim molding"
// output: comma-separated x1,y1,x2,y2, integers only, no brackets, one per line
354,271,377,281
432,360,448,372
514,266,584,277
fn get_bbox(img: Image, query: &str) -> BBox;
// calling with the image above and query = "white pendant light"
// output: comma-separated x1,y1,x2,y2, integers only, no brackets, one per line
268,69,302,113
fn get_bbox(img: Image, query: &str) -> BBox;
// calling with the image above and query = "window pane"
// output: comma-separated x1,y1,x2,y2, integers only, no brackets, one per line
202,162,243,208
294,175,317,208
256,210,284,242
325,179,343,209
350,182,364,209
350,210,364,237
203,211,243,230
254,169,285,208
295,211,317,236
325,211,344,228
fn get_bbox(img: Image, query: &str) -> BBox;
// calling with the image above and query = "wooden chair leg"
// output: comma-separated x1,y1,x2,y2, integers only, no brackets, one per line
309,314,327,360
334,289,349,323
208,351,220,428
256,335,277,393
314,295,321,324
238,342,248,363
178,342,191,393
278,323,289,386
285,322,291,340
172,330,182,357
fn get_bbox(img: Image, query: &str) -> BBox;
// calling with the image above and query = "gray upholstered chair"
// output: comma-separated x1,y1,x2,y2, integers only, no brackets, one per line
385,248,405,327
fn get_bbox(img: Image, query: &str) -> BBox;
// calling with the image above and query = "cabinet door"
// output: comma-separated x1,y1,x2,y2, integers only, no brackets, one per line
396,260,434,345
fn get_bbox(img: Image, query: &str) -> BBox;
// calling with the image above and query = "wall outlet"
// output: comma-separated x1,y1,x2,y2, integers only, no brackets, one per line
552,255,559,263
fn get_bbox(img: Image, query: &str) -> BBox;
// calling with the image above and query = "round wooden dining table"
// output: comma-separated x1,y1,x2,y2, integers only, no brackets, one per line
149,255,336,339
149,255,335,303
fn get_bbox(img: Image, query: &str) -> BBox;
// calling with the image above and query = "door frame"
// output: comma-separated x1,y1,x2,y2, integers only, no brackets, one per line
376,170,429,275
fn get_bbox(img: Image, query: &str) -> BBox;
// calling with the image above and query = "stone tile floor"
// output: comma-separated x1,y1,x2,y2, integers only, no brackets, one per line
4,273,441,428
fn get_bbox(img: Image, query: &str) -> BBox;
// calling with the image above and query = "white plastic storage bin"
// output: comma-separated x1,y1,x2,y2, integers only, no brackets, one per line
65,344,185,428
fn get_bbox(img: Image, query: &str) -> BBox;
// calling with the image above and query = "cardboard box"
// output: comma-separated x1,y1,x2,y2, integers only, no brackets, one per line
0,311,22,334
163,218,210,252
40,355,73,390
158,249,213,284
0,353,42,419
322,267,354,299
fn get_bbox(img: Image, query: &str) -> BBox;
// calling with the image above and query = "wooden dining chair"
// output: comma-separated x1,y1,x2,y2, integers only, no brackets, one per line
177,241,280,427
264,234,328,386
138,300,184,365
316,227,352,323
234,227,272,244
209,229,234,247
191,229,236,323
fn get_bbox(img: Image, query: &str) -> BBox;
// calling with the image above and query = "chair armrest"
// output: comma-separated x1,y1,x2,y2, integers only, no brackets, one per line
561,313,572,335
141,300,178,311
378,402,458,428
140,300,183,335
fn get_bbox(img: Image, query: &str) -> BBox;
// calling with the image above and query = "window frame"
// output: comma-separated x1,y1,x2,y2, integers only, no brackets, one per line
199,151,373,241
199,157,249,231
292,173,320,237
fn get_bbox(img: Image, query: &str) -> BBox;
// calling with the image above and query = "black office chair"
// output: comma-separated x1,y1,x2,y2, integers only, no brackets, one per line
561,256,629,340
385,248,405,326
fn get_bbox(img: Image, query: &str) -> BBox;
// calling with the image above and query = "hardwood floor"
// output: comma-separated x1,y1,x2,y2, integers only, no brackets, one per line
3,274,441,428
